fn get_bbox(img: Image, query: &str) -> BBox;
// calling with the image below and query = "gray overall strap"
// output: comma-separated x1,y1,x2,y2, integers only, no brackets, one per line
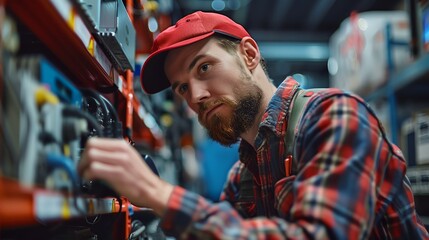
285,88,325,171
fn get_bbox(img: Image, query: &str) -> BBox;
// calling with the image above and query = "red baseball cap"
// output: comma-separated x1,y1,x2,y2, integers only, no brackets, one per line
140,11,250,94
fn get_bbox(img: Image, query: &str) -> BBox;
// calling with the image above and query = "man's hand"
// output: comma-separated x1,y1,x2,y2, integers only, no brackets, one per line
78,138,174,216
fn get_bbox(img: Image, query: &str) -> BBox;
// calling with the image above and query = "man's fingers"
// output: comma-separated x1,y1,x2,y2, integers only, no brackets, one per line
78,144,128,174
85,137,129,152
81,161,121,182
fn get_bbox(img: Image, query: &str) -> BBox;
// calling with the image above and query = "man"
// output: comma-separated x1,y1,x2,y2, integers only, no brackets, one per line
78,11,429,239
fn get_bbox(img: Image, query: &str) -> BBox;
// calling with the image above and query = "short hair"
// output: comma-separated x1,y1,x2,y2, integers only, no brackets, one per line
213,34,269,77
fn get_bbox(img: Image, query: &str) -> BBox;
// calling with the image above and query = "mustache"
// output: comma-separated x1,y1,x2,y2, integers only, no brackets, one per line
198,98,235,114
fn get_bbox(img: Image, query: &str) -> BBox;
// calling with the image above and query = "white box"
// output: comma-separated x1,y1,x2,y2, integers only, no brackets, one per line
415,112,429,165
329,11,412,95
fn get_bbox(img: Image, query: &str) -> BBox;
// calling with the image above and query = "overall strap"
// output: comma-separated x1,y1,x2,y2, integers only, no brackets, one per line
285,88,325,174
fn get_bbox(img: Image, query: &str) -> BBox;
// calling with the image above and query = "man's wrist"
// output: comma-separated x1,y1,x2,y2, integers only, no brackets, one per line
148,180,174,216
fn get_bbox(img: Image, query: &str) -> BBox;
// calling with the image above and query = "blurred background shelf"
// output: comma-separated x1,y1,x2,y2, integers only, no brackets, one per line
366,53,429,102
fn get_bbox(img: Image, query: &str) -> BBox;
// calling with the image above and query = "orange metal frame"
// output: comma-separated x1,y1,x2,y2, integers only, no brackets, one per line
0,0,162,238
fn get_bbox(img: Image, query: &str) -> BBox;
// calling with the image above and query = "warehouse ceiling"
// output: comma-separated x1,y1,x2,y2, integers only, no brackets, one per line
171,0,406,87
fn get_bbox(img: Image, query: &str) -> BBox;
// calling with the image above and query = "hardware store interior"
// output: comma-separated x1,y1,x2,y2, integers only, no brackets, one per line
1,0,429,239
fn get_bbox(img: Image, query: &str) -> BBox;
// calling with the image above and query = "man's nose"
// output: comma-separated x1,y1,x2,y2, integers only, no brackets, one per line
189,80,210,104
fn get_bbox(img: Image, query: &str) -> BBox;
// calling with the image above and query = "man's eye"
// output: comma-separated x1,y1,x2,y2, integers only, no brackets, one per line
178,84,188,94
200,63,210,73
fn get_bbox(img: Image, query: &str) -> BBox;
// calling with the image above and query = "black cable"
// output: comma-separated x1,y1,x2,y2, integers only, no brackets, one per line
99,94,120,125
81,89,109,116
80,89,110,136
82,88,123,138
62,105,104,137
100,94,119,121
98,93,122,138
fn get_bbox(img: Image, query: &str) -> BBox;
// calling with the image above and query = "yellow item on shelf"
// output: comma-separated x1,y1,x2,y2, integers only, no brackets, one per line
34,87,60,106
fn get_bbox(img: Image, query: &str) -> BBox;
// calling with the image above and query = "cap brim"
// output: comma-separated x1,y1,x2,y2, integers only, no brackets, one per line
140,51,170,94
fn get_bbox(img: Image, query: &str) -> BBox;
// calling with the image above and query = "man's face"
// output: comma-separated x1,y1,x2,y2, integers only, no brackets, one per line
165,37,263,146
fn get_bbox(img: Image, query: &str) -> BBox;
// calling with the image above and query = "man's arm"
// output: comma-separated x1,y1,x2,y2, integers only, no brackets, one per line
78,138,174,215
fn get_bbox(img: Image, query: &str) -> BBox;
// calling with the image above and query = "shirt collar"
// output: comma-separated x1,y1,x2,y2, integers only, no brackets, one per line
238,76,300,172
259,77,301,137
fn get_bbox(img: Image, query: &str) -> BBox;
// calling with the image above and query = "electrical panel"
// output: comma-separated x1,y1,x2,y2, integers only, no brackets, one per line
2,54,117,192
76,0,136,72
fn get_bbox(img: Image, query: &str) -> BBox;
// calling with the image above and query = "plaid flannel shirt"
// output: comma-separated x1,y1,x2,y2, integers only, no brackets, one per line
160,77,429,239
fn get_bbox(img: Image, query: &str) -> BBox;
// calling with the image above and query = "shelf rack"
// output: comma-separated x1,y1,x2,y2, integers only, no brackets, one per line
365,53,429,103
0,0,163,238
4,0,164,148
0,177,122,229
364,21,429,144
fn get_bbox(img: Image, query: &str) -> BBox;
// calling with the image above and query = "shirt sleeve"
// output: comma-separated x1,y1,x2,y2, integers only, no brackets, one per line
159,186,300,239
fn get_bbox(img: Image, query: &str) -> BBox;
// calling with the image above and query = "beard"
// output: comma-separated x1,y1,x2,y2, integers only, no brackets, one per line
197,73,263,146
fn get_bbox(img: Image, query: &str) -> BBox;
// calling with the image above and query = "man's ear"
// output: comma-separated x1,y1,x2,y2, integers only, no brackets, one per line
239,37,261,71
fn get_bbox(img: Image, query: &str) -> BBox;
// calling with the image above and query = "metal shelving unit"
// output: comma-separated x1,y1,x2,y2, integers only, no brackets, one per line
364,20,429,145
4,0,163,147
365,52,429,103
0,0,163,238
